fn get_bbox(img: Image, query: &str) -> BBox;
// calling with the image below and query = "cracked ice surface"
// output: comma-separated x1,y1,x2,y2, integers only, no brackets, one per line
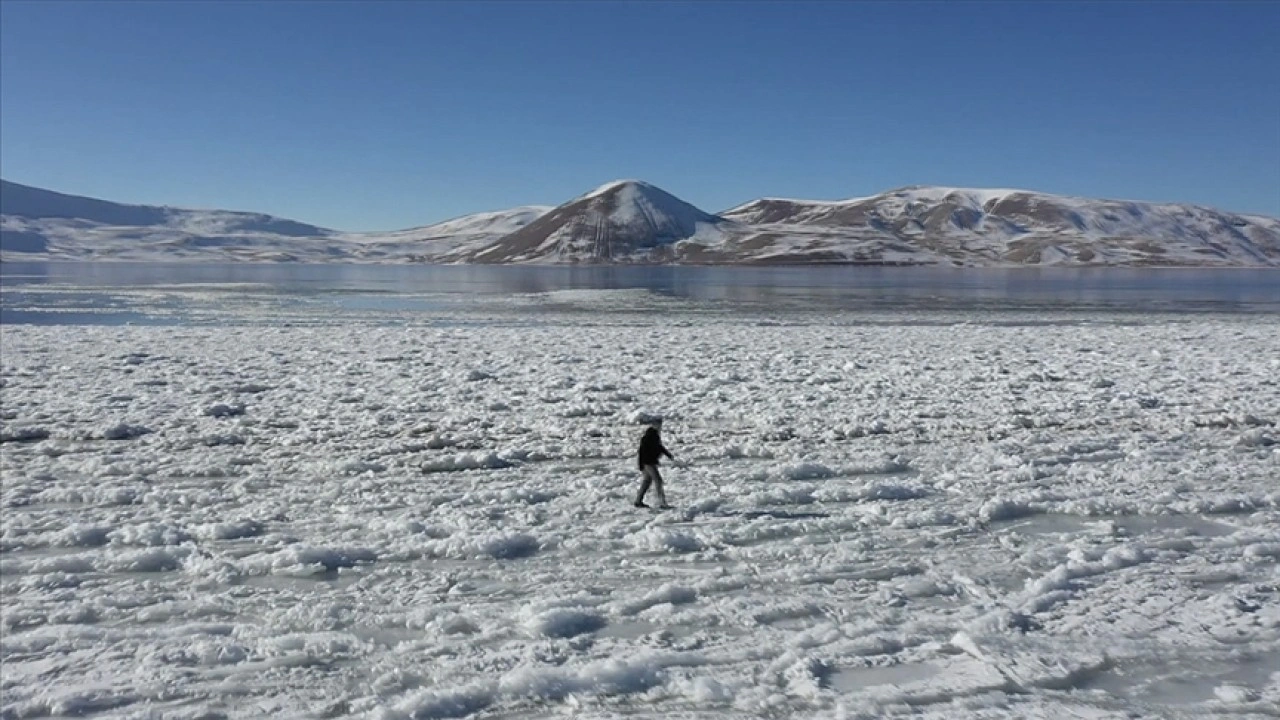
2,302,1278,719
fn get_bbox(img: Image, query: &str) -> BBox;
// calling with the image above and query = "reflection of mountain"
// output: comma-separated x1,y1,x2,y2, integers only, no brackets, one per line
7,263,1273,316
3,178,1278,267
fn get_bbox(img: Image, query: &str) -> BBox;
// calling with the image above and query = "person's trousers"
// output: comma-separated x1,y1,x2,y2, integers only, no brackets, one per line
636,464,666,506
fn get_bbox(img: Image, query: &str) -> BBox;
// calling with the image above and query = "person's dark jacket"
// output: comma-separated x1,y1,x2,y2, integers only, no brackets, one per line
638,428,673,469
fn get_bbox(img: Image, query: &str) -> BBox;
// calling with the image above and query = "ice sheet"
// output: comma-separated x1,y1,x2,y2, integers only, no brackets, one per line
2,304,1278,718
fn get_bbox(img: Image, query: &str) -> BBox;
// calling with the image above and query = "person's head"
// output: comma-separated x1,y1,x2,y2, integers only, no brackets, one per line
643,425,660,440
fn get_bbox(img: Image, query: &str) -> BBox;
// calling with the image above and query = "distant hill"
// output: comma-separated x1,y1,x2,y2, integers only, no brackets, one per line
1,180,330,237
717,186,1280,266
342,206,553,263
0,180,338,261
470,180,729,263
2,178,1277,266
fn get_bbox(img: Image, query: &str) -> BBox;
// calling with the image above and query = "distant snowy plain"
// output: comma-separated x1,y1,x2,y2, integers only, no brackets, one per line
2,285,1279,719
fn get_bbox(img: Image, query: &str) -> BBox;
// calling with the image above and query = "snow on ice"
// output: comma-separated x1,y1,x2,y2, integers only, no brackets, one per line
1,295,1279,719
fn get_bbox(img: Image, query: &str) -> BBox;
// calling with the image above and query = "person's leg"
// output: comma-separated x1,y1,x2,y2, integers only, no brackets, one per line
653,467,668,507
635,467,653,506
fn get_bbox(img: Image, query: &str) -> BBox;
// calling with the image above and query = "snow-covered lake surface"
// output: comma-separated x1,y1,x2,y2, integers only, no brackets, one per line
2,264,1279,719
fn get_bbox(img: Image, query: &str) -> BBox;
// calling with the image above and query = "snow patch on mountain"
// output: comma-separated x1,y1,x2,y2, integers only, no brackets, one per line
342,206,552,262
416,206,552,236
1,180,332,238
583,178,648,199
606,182,707,233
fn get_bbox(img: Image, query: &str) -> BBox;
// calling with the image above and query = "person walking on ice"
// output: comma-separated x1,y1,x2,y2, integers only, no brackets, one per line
635,421,675,509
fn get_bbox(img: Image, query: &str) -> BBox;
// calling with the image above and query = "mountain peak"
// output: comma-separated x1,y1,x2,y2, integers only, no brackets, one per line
584,179,656,199
468,180,724,263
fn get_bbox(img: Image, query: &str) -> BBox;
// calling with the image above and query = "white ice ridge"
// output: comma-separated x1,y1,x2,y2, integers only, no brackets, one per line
2,309,1279,718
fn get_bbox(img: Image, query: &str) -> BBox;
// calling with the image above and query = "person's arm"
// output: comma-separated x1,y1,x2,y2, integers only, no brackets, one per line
662,445,674,461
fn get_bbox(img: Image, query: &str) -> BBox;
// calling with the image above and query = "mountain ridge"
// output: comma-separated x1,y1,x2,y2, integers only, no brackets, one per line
2,178,1278,267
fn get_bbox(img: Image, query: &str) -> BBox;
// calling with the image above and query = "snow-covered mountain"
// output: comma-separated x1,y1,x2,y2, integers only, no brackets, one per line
342,206,552,263
719,186,1280,266
2,178,1278,266
0,180,549,263
0,180,346,261
469,180,729,263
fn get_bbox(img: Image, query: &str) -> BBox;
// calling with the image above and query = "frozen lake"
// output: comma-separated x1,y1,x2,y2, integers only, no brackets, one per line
2,263,1279,326
1,263,1278,719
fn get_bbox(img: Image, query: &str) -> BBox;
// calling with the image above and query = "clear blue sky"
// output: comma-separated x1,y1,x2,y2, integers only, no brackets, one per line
2,1,1277,231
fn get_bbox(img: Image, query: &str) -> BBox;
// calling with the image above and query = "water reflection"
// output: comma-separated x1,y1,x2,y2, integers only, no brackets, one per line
1,262,1277,324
